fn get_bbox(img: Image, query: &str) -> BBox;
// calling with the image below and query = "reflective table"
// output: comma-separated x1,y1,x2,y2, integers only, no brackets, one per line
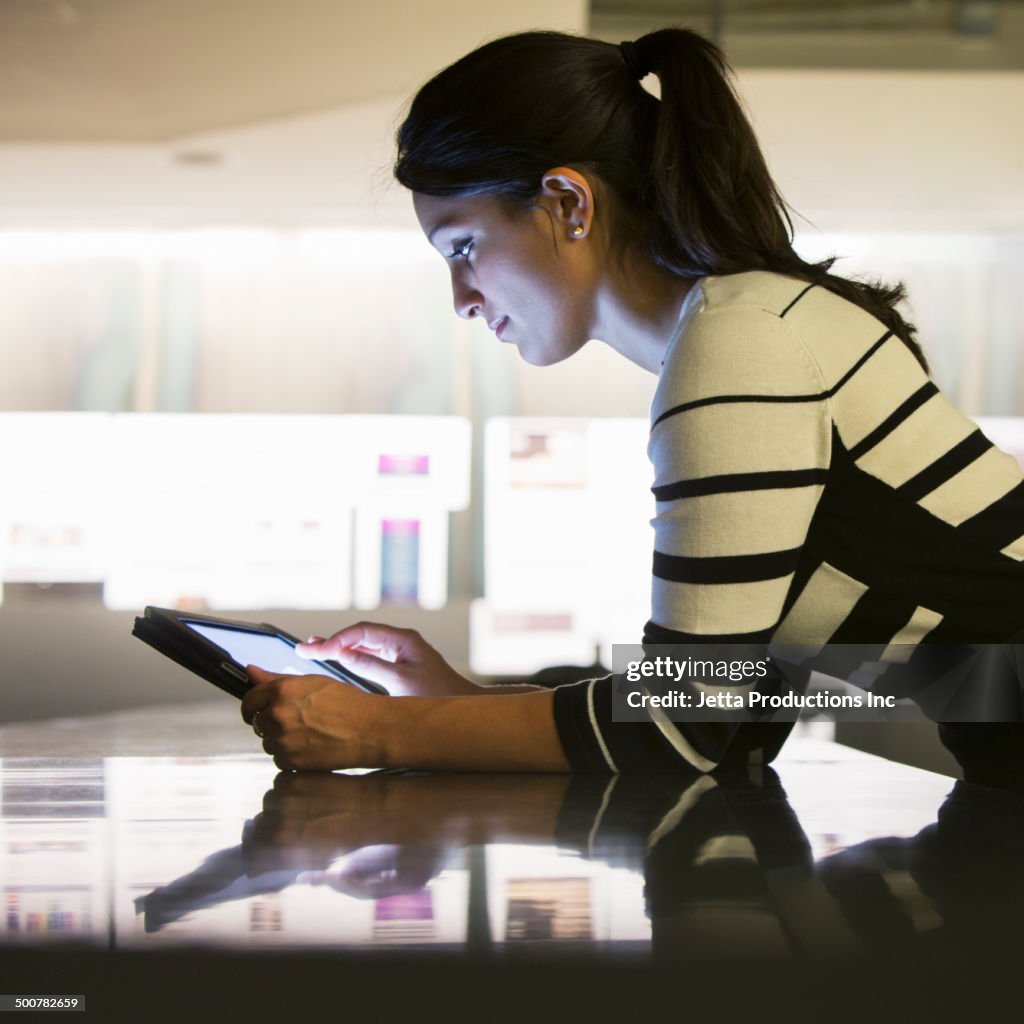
1,706,1021,1021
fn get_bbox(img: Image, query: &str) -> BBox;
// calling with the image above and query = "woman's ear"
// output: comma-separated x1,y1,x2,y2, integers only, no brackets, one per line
539,167,595,240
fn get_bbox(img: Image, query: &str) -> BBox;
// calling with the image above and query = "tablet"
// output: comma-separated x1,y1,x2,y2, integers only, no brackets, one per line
132,606,387,699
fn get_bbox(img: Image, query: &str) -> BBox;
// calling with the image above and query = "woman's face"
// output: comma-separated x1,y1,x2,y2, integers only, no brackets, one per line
413,190,596,367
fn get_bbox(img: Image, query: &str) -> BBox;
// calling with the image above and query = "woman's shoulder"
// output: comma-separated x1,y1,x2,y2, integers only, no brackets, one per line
671,270,833,358
696,270,872,323
696,271,815,318
690,270,904,388
657,272,830,412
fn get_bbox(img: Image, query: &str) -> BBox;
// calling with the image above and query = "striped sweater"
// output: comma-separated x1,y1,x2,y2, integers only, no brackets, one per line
553,271,1024,772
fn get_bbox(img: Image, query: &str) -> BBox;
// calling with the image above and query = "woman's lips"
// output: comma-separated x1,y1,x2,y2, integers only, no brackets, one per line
493,316,508,340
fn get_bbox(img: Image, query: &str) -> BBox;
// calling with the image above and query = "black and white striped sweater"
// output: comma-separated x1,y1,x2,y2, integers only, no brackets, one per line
553,271,1024,772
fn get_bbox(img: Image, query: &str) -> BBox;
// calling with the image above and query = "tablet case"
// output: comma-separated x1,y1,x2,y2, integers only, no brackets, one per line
132,606,385,699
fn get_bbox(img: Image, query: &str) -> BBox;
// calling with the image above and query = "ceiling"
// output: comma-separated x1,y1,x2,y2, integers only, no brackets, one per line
1,0,1021,143
0,0,580,142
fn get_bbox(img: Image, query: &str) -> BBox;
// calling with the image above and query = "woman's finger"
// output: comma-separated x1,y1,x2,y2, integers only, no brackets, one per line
297,622,422,663
297,621,401,658
328,645,405,689
240,665,279,723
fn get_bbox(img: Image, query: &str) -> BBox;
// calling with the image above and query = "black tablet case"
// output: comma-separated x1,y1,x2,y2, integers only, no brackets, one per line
132,609,256,698
132,607,385,698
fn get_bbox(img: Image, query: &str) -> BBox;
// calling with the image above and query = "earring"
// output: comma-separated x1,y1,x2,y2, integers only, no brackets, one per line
572,225,584,237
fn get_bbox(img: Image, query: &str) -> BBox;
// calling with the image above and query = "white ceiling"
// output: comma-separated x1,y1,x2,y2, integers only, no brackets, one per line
4,1,1021,143
0,0,584,141
1,0,1021,233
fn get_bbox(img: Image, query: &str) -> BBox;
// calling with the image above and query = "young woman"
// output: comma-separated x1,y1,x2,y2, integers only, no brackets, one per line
241,29,1024,783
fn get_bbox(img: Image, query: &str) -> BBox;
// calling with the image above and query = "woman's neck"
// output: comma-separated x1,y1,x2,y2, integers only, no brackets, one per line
592,261,700,373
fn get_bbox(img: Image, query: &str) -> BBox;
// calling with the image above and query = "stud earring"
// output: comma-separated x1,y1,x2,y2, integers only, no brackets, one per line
572,225,584,237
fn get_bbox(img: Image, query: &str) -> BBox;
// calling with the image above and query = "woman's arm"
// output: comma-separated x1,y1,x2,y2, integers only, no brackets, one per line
383,690,569,771
242,666,569,772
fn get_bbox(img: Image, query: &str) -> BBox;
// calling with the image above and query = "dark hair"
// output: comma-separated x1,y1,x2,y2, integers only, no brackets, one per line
395,28,926,370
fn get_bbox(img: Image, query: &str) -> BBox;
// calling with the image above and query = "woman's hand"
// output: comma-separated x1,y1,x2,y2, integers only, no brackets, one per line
241,667,387,772
242,644,568,773
295,622,482,697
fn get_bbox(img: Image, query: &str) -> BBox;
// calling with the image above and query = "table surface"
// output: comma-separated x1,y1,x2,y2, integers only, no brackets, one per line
1,704,1021,968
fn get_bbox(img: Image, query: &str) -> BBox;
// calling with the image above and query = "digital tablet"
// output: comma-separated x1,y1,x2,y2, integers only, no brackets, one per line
132,606,387,699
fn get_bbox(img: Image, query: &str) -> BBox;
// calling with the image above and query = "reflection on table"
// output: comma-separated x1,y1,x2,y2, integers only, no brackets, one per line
2,735,1022,964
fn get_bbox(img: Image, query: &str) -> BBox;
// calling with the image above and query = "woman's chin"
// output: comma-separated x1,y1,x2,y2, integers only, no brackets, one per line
516,341,575,368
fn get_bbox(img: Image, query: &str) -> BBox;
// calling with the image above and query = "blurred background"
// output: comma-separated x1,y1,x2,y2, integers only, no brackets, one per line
2,0,1023,729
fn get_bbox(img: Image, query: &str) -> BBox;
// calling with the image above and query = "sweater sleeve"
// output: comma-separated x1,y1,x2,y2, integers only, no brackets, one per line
553,298,831,772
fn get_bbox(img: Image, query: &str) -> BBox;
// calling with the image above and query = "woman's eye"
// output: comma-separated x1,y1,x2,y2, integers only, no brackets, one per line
448,239,473,261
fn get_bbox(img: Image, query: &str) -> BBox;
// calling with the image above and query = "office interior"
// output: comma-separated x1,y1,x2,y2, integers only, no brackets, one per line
1,1,1023,1018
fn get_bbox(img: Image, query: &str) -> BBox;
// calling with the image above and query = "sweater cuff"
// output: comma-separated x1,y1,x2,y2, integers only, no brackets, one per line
552,677,617,772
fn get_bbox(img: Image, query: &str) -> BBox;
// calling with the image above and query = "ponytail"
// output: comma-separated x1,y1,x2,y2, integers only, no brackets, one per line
395,29,926,371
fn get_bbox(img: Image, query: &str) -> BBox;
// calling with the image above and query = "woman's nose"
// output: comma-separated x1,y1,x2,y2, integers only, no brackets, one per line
452,278,483,320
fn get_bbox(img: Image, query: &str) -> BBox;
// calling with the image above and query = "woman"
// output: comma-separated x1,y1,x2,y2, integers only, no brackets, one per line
241,29,1024,780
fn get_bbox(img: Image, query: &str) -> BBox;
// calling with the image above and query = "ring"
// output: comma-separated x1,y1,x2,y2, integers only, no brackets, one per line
252,710,264,738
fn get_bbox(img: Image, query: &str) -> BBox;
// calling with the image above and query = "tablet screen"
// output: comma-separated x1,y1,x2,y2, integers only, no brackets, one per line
183,621,346,681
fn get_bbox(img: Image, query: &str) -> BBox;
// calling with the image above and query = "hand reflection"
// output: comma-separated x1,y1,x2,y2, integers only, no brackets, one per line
241,771,400,875
137,771,574,933
242,770,573,879
299,844,443,900
241,771,457,895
